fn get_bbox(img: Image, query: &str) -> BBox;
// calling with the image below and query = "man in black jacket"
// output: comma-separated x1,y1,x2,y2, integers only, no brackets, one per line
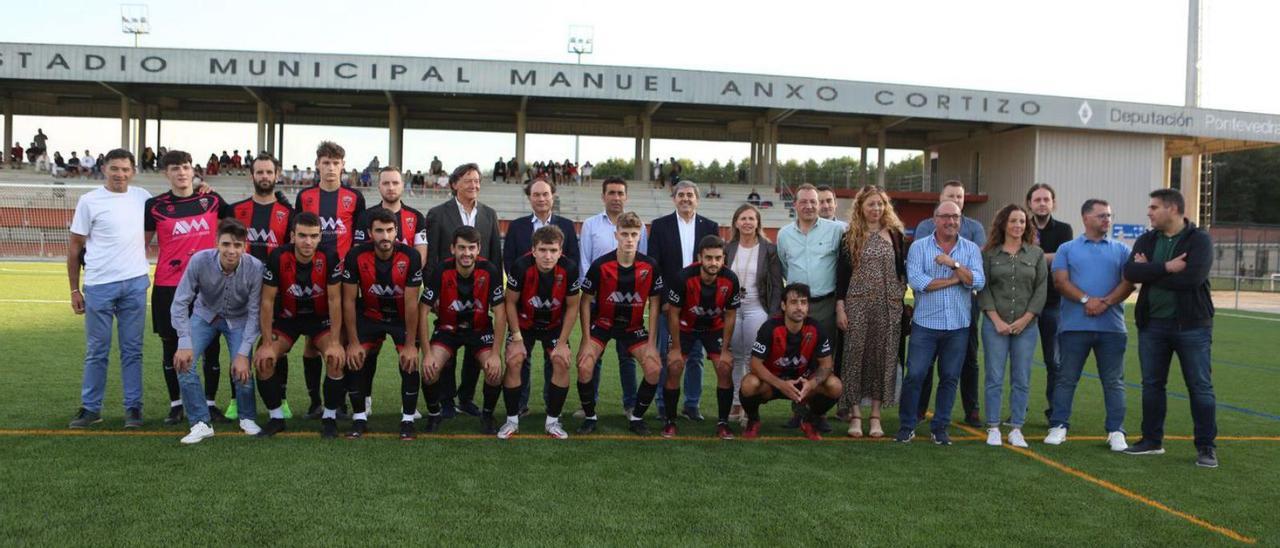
1121,188,1218,468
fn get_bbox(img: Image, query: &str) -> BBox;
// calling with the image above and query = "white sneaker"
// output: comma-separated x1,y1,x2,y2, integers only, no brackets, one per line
1044,426,1068,445
497,420,519,440
180,422,215,444
1008,428,1029,448
400,407,424,420
545,421,569,439
239,419,261,436
986,427,1002,446
1107,431,1128,452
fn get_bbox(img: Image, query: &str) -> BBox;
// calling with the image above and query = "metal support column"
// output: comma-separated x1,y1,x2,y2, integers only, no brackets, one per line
876,128,887,187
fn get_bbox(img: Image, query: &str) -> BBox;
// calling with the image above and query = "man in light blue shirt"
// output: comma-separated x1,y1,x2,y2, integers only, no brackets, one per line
776,184,844,431
576,177,648,414
896,201,985,446
1045,199,1134,451
912,180,986,427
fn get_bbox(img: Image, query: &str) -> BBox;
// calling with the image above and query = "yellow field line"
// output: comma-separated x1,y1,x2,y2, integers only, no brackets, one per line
952,422,1258,544
0,428,977,442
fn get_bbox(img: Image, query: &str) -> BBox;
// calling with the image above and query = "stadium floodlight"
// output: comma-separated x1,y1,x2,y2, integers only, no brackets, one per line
121,4,150,47
567,25,594,166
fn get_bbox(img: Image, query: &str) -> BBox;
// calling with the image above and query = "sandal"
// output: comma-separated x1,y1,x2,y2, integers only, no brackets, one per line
847,418,864,438
869,416,884,438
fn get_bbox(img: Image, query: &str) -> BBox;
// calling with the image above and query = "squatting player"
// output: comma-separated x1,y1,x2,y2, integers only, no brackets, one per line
576,212,665,436
664,235,741,439
253,212,344,437
740,283,843,441
419,226,508,436
500,225,581,439
296,141,365,419
340,208,421,439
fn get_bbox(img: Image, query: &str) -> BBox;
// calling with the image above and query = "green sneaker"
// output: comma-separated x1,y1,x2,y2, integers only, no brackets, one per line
226,400,239,421
280,401,293,420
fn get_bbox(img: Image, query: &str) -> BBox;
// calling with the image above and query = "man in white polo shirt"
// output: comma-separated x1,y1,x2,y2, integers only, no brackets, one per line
67,148,152,429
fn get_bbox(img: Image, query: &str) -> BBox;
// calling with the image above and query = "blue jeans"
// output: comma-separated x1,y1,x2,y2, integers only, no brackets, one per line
898,324,969,432
655,319,705,412
1138,320,1216,448
982,317,1039,427
592,345,638,409
1050,331,1127,432
179,316,257,425
80,275,148,413
1037,305,1061,416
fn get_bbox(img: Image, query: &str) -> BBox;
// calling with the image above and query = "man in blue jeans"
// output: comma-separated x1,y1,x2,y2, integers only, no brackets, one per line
896,201,985,446
1046,199,1135,451
171,219,264,444
1026,183,1073,422
67,148,152,429
1122,189,1218,468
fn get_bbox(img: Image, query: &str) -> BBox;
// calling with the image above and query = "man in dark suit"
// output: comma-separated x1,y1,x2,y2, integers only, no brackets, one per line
425,163,503,417
503,176,580,414
650,180,719,420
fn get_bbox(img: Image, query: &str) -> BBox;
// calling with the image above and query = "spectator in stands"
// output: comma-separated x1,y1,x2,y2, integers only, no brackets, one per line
141,147,157,172
507,157,519,183
667,157,682,188
231,150,243,173
33,129,48,153
52,151,67,177
367,156,380,174
67,152,82,177
219,151,231,171
747,188,761,205
430,155,443,176
206,154,220,176
653,160,663,186
9,141,23,168
494,157,507,183
37,149,51,173
303,167,314,184
582,161,593,183
81,151,97,180
706,183,721,199
27,141,40,164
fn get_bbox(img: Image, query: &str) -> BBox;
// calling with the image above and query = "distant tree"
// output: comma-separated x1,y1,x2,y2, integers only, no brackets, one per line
1213,147,1280,224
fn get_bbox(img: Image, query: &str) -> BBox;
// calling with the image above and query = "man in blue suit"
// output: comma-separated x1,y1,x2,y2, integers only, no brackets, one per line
649,180,719,420
503,177,580,414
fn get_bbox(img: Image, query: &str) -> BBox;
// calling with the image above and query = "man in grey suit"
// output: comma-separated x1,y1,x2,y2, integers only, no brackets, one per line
425,163,503,417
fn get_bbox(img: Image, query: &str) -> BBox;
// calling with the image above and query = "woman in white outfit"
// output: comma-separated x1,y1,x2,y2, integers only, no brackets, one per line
723,204,784,423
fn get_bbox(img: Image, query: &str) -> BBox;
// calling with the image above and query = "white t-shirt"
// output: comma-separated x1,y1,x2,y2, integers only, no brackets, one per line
70,186,152,286
81,155,97,170
731,242,762,311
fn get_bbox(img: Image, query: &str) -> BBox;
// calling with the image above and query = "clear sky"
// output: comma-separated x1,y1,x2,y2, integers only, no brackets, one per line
4,0,1276,174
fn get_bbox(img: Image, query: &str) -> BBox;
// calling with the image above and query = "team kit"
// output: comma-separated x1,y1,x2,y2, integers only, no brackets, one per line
95,143,841,445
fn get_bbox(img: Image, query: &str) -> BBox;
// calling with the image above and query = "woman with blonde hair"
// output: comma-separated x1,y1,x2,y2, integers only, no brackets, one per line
723,203,784,423
835,186,907,438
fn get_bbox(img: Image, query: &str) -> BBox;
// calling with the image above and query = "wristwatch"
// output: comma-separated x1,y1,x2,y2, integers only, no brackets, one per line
1079,296,1089,305
951,260,960,270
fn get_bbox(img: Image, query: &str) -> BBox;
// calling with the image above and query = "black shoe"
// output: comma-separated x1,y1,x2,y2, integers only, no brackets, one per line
963,411,983,428
304,402,324,420
894,427,916,444
163,405,184,425
1195,446,1219,468
399,420,416,441
480,415,498,435
346,419,368,439
931,430,953,446
458,400,482,417
577,418,598,435
629,419,651,436
782,414,802,429
208,405,230,424
124,407,143,429
441,400,458,419
682,408,705,422
68,407,103,429
257,418,287,437
815,416,833,434
1123,438,1166,455
321,418,338,439
424,415,444,433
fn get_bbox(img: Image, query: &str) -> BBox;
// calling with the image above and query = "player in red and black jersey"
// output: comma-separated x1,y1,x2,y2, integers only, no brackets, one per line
231,153,293,263
419,226,508,436
577,212,665,436
740,283,843,441
500,225,581,439
353,166,427,264
340,208,422,440
144,149,233,425
295,141,365,420
295,141,366,261
663,235,742,439
251,212,344,437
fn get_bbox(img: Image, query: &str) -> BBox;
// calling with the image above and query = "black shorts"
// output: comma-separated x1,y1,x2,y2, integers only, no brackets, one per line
673,331,724,360
519,330,564,360
357,320,407,351
589,325,650,354
151,285,180,338
430,328,495,355
271,316,332,347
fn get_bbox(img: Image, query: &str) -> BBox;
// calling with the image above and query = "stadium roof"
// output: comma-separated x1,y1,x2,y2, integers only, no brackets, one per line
2,42,1278,155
